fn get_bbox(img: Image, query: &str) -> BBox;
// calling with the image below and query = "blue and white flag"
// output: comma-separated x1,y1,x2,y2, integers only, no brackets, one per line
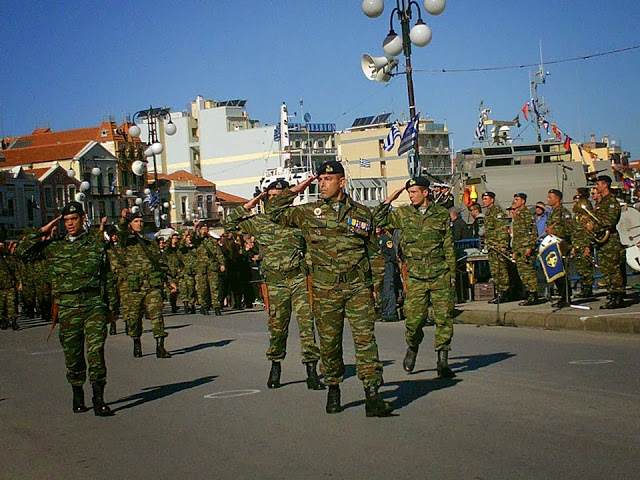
397,115,419,156
474,112,486,141
273,124,281,142
538,241,565,282
531,98,540,118
359,158,371,168
144,191,161,210
109,177,117,194
383,122,401,152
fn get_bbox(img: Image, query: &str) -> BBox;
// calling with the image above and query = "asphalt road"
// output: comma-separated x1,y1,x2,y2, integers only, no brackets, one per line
1,308,639,480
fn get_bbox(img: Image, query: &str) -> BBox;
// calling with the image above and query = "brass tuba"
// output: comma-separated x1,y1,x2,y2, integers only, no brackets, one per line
580,204,610,244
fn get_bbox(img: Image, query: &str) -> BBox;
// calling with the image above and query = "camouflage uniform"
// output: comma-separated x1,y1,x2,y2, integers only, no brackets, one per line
546,204,574,300
163,244,183,311
267,189,383,388
116,227,172,339
17,229,116,387
368,232,386,316
18,259,37,318
571,202,595,291
484,205,511,294
226,205,321,364
194,236,226,309
511,206,539,294
178,243,198,312
0,249,19,329
33,259,52,321
373,202,456,351
592,193,625,295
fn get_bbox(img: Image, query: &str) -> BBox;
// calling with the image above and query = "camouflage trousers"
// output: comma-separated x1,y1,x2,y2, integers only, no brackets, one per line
57,299,108,386
488,249,511,293
196,269,221,308
370,258,385,309
513,249,538,293
265,271,320,364
311,278,383,387
404,273,454,351
180,274,197,307
121,281,167,338
572,247,595,289
0,288,16,325
598,236,625,294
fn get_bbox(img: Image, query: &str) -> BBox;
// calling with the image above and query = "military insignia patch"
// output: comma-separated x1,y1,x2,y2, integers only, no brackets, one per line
314,207,322,216
326,165,334,173
409,179,416,186
70,205,77,212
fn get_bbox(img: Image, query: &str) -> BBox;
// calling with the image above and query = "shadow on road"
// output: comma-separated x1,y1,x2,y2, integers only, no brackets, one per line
449,352,516,373
343,360,395,381
110,375,217,412
170,339,235,356
165,324,192,330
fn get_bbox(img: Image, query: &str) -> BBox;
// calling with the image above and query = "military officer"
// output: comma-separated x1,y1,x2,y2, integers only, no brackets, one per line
225,180,324,391
266,161,393,417
17,202,116,416
178,230,198,314
194,223,226,315
163,233,183,314
571,195,596,298
545,189,574,308
117,211,175,358
373,177,456,378
437,183,455,209
482,192,511,303
586,175,625,309
510,193,541,306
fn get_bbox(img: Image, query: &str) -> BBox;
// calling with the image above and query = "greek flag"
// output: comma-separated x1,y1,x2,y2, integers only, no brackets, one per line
397,115,419,156
359,158,371,168
474,112,486,141
273,124,281,142
109,177,117,194
383,122,401,152
144,191,161,210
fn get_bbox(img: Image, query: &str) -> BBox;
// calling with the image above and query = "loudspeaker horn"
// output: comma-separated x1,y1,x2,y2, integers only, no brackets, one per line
361,54,398,83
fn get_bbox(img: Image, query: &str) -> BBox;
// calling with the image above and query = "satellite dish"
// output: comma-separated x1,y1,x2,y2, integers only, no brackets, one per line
304,112,311,123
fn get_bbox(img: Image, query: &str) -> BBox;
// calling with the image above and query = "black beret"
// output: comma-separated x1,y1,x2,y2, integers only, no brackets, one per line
126,211,143,223
317,161,344,175
482,191,496,199
596,175,612,185
266,180,289,191
548,188,563,198
61,201,85,217
513,192,527,201
405,177,430,189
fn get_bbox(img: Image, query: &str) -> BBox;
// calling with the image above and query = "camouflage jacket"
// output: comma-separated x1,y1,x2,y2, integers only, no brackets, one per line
0,251,19,289
163,245,185,279
484,205,510,249
511,207,538,251
593,193,621,242
225,205,306,275
179,244,198,276
17,230,116,308
372,202,455,279
266,189,373,287
547,205,573,242
116,227,173,289
194,236,226,273
571,210,595,251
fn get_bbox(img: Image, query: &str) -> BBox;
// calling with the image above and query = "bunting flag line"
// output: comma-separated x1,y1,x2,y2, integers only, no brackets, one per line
521,102,529,121
398,115,420,156
531,98,540,118
563,135,572,150
542,119,550,132
383,122,401,152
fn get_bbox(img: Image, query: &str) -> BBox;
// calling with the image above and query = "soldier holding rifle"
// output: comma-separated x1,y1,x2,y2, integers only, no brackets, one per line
17,202,117,416
482,192,511,303
225,180,324,391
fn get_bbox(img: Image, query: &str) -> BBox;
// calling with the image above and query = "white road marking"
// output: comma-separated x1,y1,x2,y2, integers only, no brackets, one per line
31,349,63,355
579,312,639,322
204,389,260,399
569,359,614,365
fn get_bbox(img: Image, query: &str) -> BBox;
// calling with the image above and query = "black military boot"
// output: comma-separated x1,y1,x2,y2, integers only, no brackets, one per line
267,361,281,389
133,338,142,358
91,382,114,417
200,305,209,315
0,320,8,330
10,318,19,331
402,346,418,373
326,385,342,414
109,322,116,336
171,302,179,314
603,292,625,309
305,361,326,390
214,307,222,316
599,294,615,309
436,350,456,378
518,292,539,306
364,385,394,417
184,303,191,314
72,385,90,413
576,286,593,299
156,337,172,358
489,291,509,304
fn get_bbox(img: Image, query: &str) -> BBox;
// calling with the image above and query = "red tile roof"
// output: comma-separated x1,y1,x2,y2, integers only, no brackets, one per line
216,190,249,204
0,141,90,167
24,167,51,179
9,121,129,149
156,170,217,188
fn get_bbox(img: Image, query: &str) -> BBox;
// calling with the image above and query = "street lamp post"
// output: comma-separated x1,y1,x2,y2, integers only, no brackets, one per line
361,0,446,174
128,106,177,227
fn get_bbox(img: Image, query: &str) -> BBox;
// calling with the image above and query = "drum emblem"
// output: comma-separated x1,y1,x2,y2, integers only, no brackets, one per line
546,251,558,268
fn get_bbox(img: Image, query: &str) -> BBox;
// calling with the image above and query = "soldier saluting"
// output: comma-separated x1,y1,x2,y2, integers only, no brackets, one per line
17,202,117,416
266,161,393,418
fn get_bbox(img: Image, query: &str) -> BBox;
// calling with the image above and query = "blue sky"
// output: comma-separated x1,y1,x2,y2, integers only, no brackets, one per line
1,0,639,158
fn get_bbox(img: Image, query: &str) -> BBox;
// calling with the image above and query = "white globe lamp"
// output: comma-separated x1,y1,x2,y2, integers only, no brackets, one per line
382,30,403,57
424,0,446,15
410,21,432,47
362,0,384,18
80,181,91,192
165,122,177,136
151,142,163,155
129,124,141,137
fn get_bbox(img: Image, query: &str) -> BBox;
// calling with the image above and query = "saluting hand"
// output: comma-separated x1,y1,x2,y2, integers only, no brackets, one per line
384,187,405,205
40,216,61,235
243,192,265,210
290,175,318,194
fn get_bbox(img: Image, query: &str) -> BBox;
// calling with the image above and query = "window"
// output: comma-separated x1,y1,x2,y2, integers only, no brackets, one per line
68,185,76,202
56,186,65,207
44,186,54,208
107,172,115,193
206,195,214,216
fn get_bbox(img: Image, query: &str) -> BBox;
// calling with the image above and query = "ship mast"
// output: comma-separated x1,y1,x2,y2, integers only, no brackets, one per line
530,41,549,142
279,102,291,168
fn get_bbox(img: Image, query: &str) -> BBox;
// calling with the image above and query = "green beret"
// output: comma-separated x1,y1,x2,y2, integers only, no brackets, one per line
405,177,430,189
266,180,289,191
61,201,85,217
596,175,612,185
